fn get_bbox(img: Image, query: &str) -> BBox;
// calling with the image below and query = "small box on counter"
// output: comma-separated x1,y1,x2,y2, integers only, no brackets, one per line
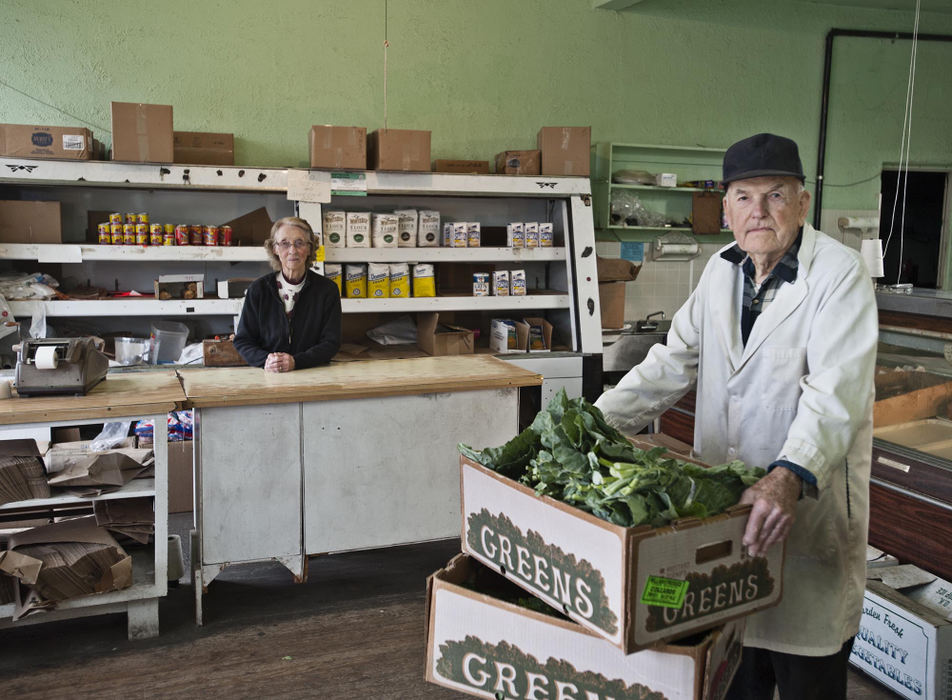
434,159,490,174
0,123,94,160
111,102,173,163
656,172,678,187
850,565,952,699
201,338,245,368
173,131,234,166
367,129,431,171
490,318,528,354
216,278,254,299
460,452,784,652
155,274,204,300
523,316,553,352
537,126,591,176
495,150,541,175
417,312,474,356
425,554,745,700
309,125,367,169
0,201,62,243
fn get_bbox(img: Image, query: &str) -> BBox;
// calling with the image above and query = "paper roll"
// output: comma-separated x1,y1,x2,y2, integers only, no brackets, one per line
34,345,59,370
838,216,879,232
0,380,11,400
861,238,885,278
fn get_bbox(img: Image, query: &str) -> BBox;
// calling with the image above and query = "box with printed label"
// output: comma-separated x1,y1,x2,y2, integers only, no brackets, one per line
425,553,745,700
0,123,93,160
460,454,784,653
849,575,952,699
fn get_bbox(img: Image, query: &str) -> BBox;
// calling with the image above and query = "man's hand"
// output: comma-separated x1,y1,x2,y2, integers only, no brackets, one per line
739,467,801,557
264,352,295,373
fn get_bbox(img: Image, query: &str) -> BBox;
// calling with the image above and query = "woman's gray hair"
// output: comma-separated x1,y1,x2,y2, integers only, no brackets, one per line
263,216,320,270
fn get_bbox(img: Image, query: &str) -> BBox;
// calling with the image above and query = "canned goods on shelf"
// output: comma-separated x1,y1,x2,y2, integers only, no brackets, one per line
188,225,202,246
163,223,175,234
203,225,220,246
136,212,149,224
108,212,123,224
175,224,189,246
163,232,175,246
124,213,136,225
110,223,124,245
150,223,164,246
220,225,233,246
123,223,136,245
135,223,149,245
98,223,111,245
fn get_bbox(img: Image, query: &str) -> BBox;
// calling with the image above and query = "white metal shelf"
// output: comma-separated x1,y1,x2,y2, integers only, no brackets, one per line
325,247,565,263
0,479,156,511
341,295,570,313
0,243,565,264
10,299,243,317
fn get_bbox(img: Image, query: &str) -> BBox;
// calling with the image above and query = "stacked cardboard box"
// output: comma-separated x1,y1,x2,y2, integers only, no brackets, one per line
0,123,94,160
425,431,786,698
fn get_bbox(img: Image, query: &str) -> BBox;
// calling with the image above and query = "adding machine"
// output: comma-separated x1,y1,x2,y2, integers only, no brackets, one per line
14,337,109,397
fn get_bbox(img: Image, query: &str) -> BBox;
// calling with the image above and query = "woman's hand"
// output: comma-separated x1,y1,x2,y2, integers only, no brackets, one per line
264,352,296,373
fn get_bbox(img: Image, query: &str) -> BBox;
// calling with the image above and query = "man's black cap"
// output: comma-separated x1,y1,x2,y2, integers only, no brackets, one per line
722,133,804,186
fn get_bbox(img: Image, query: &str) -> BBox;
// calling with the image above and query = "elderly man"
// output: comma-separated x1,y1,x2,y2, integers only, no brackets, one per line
595,133,878,699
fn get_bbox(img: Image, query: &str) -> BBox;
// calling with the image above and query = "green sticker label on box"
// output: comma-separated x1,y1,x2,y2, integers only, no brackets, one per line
641,576,689,608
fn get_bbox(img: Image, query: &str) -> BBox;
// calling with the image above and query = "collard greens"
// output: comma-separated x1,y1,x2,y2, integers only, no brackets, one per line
459,389,764,528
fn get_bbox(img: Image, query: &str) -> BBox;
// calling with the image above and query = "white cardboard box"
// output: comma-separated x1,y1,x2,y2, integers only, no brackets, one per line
850,572,952,699
426,553,745,700
460,455,785,653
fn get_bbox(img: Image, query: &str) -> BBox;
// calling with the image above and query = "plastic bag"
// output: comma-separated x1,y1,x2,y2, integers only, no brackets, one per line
610,190,667,228
90,421,133,451
366,315,418,345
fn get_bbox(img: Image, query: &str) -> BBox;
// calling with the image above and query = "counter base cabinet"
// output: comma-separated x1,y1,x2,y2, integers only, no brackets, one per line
193,384,522,624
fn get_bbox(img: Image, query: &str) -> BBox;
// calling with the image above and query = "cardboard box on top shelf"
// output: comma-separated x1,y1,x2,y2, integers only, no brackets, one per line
309,125,366,169
0,201,62,244
425,554,746,700
0,123,94,160
110,102,173,163
433,159,490,174
367,129,431,171
459,448,785,653
417,312,474,356
537,126,591,176
494,150,540,175
173,131,234,166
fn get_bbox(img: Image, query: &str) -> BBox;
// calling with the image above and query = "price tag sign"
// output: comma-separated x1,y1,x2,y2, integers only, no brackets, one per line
641,575,689,608
331,172,367,196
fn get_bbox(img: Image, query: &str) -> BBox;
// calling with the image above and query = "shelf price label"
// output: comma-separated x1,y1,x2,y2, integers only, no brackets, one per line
287,170,331,203
331,172,367,196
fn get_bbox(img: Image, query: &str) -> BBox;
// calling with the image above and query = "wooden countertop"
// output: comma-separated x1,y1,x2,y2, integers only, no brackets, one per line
180,355,543,409
0,371,185,425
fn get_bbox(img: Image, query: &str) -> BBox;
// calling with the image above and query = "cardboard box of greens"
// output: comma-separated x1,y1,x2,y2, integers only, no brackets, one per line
425,553,745,700
0,123,93,160
173,131,234,166
459,451,784,653
849,565,952,699
111,102,173,163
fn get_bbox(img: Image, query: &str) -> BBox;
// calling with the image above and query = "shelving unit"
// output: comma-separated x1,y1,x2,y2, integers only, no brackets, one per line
0,156,601,395
591,142,731,243
0,411,169,640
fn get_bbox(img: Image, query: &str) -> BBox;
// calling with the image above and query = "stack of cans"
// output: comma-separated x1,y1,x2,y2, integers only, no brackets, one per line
97,212,233,246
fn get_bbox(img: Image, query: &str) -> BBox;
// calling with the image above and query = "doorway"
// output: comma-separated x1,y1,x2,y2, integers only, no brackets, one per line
879,170,948,288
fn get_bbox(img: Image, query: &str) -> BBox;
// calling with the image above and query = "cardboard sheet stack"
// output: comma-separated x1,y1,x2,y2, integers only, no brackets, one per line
2,516,132,619
46,440,154,496
0,439,51,504
94,497,155,546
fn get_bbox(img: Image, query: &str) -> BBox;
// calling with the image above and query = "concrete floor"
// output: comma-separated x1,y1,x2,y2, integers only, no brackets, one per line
0,514,901,699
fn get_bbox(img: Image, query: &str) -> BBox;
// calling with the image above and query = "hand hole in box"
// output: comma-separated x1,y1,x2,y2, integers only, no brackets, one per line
696,539,732,565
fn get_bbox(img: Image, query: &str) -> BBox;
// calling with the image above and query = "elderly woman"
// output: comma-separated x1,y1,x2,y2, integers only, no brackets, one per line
234,216,341,372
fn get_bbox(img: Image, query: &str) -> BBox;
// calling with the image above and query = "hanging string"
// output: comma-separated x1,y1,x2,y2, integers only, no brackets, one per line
383,0,389,130
882,0,921,283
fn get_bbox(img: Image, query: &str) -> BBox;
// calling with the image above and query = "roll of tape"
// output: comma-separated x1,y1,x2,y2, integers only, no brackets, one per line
34,346,59,370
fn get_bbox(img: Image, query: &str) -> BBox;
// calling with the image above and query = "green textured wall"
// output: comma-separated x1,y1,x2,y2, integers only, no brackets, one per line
2,0,951,212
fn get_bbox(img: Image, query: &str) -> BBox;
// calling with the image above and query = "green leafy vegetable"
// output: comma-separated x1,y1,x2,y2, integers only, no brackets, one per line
459,389,765,528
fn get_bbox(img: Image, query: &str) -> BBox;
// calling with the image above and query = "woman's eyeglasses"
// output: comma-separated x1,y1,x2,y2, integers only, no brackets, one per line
274,239,310,251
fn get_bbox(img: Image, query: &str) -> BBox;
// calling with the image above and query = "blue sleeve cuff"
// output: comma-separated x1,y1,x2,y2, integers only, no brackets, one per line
767,459,817,486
